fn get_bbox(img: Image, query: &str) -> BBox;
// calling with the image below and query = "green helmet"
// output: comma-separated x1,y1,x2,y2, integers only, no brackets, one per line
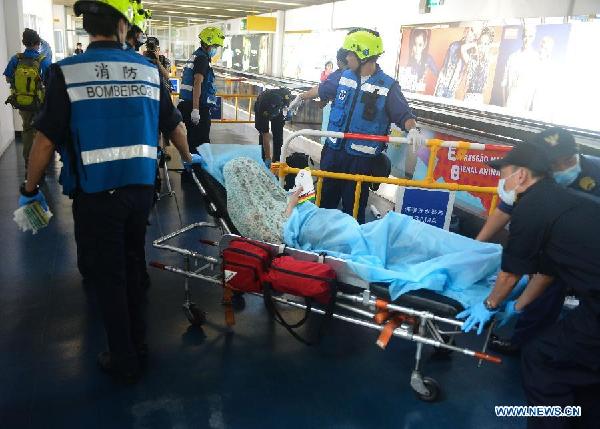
199,27,224,47
342,29,384,61
131,1,151,33
74,0,135,25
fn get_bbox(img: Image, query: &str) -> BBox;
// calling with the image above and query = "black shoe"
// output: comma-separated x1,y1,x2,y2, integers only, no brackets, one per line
488,334,521,356
231,292,246,310
97,351,141,384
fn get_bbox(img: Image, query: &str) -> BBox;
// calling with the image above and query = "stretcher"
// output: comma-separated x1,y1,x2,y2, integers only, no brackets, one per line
150,130,504,402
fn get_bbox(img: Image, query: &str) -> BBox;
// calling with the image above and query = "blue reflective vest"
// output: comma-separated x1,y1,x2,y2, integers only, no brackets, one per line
326,68,396,157
58,48,160,194
180,47,216,106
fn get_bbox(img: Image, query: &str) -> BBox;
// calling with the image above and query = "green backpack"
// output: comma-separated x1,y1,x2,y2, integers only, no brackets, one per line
5,53,45,111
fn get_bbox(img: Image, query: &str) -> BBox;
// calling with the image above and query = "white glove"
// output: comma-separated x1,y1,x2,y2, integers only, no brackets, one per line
407,127,426,152
191,108,200,125
287,95,303,115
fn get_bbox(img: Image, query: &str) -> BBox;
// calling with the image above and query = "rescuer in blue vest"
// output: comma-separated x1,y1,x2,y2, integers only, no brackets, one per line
17,0,199,383
290,29,426,223
178,26,223,155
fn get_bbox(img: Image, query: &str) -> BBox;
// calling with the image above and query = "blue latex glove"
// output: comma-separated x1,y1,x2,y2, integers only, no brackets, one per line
496,300,522,328
19,189,48,211
506,275,528,302
456,301,497,335
183,154,202,171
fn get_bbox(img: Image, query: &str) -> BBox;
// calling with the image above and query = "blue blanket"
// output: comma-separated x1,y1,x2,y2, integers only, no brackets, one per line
197,144,267,186
284,202,504,307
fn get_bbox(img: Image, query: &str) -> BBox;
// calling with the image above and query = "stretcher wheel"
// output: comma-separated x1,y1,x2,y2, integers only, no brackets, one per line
184,304,206,326
413,377,440,402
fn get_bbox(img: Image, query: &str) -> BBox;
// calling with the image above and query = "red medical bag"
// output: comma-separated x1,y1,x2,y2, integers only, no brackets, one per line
222,238,272,293
265,256,336,304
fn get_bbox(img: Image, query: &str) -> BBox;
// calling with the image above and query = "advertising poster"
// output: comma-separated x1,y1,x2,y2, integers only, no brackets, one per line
556,22,600,130
396,21,600,131
398,25,502,105
488,24,571,113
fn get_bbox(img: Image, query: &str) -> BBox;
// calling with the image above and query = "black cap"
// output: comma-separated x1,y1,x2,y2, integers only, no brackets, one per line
146,36,159,46
531,127,577,162
488,142,551,174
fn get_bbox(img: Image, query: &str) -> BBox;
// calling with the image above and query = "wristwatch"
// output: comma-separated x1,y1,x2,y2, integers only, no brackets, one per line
20,182,39,197
483,298,498,311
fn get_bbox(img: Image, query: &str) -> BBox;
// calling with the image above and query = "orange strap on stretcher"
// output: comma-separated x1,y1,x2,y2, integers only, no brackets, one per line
376,314,418,349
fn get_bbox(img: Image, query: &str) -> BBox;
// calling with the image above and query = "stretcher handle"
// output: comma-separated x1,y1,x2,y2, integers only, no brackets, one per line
149,261,166,270
474,351,502,364
279,129,408,175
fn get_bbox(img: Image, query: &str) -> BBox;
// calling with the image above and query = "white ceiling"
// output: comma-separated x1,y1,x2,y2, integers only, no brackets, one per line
55,0,332,27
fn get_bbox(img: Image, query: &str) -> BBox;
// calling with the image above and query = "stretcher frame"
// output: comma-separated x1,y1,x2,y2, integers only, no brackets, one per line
150,130,508,401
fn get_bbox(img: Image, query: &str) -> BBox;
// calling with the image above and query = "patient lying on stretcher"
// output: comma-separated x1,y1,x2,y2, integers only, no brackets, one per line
223,157,505,307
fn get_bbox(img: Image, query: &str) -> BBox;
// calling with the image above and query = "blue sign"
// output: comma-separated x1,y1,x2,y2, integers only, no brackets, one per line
395,187,455,229
169,78,179,93
210,96,222,120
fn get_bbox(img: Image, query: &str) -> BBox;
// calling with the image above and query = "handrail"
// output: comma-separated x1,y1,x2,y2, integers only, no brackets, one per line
278,129,511,219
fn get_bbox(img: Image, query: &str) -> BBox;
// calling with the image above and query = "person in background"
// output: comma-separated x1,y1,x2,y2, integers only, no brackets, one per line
143,36,171,83
39,38,53,63
321,61,333,82
74,42,84,55
178,26,224,156
289,29,425,223
3,28,51,172
253,87,292,165
125,0,149,51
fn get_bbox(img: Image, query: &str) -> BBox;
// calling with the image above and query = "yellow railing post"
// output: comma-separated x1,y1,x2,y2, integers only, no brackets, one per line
489,195,498,215
234,96,239,121
425,139,441,183
315,177,323,207
352,181,362,219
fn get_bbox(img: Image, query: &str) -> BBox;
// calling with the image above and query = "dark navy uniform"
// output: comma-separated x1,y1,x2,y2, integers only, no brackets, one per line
501,178,600,428
178,47,216,152
318,66,414,223
34,41,182,375
497,154,600,346
254,88,291,162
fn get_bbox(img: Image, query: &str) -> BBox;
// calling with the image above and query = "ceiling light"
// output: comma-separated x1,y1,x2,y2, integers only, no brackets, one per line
259,1,301,5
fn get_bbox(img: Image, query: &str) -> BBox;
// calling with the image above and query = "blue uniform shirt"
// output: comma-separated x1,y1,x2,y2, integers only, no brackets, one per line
318,65,415,130
3,48,51,83
498,154,600,214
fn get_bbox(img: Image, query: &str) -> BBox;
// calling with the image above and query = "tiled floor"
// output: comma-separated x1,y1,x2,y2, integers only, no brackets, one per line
0,123,525,428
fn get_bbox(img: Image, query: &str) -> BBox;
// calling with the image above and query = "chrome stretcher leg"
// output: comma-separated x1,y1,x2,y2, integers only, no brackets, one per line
181,255,206,326
410,320,441,402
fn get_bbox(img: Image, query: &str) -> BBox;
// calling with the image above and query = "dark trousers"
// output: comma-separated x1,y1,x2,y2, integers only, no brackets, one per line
74,186,153,372
521,308,600,429
178,100,211,153
512,280,566,346
257,114,285,162
319,145,372,224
